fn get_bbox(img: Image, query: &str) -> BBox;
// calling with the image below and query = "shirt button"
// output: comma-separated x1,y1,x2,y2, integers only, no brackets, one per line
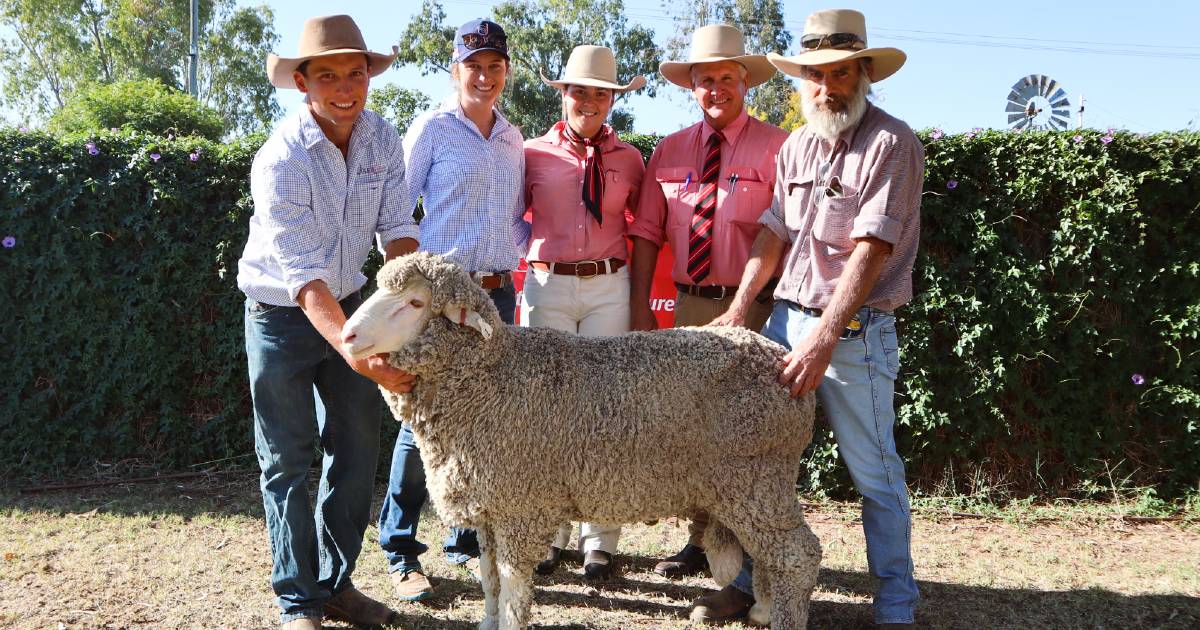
577,248,583,252
577,224,583,229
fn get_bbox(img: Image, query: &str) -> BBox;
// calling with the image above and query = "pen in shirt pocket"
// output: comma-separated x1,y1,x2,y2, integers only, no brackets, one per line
728,173,739,195
684,172,693,190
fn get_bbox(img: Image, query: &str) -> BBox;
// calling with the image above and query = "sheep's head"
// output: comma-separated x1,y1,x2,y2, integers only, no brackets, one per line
341,252,500,361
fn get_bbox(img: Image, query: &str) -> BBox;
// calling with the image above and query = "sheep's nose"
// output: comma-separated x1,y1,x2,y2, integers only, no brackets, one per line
341,329,357,346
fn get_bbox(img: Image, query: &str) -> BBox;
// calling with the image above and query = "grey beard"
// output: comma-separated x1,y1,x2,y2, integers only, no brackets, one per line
801,76,870,141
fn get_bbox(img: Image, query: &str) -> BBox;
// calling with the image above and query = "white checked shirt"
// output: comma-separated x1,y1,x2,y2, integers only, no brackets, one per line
404,99,529,272
238,106,419,306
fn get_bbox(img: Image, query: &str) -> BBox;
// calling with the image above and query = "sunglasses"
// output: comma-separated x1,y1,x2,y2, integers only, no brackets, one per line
461,30,507,52
800,32,864,51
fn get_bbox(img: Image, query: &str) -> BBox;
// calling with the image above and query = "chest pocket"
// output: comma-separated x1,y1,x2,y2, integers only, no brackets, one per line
349,176,385,227
603,169,632,219
783,176,814,236
655,166,697,229
811,181,861,255
725,166,771,228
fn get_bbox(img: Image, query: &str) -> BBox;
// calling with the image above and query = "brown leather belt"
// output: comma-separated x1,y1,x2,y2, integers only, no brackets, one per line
472,272,511,290
675,279,779,303
529,258,624,278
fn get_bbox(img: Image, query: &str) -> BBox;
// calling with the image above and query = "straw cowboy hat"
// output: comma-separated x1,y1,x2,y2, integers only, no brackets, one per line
767,9,906,82
541,45,646,93
659,24,776,89
266,15,399,89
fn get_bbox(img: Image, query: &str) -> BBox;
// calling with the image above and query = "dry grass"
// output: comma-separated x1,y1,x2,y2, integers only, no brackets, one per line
1,472,1198,629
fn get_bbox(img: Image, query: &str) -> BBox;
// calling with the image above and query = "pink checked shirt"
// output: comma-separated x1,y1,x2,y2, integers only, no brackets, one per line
524,121,646,263
629,111,788,287
760,104,924,312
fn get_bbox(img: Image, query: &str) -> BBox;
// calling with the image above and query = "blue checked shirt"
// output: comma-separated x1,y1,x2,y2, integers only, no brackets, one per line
238,106,419,306
405,100,530,272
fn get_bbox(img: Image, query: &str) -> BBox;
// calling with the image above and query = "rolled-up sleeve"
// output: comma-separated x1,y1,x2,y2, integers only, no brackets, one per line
376,134,420,248
848,136,922,245
759,137,793,242
627,145,668,246
251,159,331,302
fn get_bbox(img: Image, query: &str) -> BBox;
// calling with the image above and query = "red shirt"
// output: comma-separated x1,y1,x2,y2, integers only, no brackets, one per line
524,121,646,263
629,111,788,286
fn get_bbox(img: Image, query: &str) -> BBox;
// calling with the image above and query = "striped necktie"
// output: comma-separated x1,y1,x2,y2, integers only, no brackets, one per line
687,131,723,283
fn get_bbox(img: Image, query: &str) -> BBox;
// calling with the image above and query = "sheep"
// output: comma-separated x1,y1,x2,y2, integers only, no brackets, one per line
341,251,821,630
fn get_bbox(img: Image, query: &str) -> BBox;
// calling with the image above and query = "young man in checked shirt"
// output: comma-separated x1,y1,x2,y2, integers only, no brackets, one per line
237,15,416,630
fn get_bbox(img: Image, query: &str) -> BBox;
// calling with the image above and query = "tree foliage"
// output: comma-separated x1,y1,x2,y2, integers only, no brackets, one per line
48,78,225,139
366,84,433,137
0,0,280,134
662,0,796,127
392,0,662,135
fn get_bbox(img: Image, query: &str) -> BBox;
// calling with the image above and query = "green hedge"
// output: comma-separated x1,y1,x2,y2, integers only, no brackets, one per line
1,127,1197,498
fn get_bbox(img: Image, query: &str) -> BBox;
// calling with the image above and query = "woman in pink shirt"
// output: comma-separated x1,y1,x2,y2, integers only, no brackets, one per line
521,45,646,581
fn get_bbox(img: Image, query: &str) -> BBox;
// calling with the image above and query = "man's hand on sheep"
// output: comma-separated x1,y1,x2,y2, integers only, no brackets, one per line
346,352,417,394
778,333,836,397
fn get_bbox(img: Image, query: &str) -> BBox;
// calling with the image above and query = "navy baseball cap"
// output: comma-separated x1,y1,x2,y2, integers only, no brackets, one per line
453,18,509,63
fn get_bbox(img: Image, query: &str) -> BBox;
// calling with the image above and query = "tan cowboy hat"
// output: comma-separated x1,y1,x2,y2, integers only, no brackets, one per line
266,15,399,89
540,45,646,93
767,9,906,82
659,24,776,89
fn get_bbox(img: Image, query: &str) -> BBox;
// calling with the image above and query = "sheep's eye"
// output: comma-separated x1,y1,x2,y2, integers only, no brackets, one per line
410,299,425,308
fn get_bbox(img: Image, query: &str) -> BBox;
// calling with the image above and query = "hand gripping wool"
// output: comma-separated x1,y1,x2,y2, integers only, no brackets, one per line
342,252,822,629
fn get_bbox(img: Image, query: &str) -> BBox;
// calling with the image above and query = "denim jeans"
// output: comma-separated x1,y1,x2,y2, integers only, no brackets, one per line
245,293,383,623
378,284,516,572
731,301,919,625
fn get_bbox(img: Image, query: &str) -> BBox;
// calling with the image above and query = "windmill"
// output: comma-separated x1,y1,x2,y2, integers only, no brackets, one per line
1005,74,1071,130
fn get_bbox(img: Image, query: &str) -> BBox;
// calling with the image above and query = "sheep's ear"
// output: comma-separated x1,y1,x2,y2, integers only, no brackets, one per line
441,303,493,339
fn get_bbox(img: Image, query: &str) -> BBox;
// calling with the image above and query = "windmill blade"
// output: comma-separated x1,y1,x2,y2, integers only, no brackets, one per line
1050,96,1071,109
1049,116,1069,130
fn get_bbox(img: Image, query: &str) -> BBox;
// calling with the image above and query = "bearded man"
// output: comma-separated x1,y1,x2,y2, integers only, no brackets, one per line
697,8,923,627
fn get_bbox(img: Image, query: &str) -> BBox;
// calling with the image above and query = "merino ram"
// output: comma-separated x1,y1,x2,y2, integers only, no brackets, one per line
341,252,821,629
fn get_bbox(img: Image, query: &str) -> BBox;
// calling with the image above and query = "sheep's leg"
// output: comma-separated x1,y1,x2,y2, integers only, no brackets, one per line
476,525,500,630
491,525,542,630
765,520,821,629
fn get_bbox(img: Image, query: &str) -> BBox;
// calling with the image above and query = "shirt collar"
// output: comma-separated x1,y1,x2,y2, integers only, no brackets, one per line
700,109,750,147
832,102,875,151
296,104,372,151
448,99,513,139
545,120,616,151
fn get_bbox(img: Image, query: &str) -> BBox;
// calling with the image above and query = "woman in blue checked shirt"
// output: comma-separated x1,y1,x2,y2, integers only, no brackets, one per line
377,18,530,602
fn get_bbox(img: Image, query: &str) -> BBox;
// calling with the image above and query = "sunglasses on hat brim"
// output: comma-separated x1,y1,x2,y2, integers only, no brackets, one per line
461,31,507,52
800,32,865,51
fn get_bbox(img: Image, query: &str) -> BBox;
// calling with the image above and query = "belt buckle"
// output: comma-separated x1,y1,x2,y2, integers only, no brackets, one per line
577,260,600,279
713,285,728,300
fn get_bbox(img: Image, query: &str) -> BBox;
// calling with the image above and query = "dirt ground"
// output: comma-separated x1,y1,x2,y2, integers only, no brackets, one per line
1,472,1197,629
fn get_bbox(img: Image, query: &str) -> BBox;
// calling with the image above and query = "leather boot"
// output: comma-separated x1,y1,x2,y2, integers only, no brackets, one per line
689,584,755,624
654,543,709,578
535,546,563,575
582,549,613,581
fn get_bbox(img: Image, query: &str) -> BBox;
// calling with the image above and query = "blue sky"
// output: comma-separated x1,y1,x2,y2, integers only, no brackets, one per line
257,0,1200,135
9,1,1200,134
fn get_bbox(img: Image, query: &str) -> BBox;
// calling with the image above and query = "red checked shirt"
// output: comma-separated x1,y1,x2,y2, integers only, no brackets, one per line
759,103,924,312
524,121,646,263
629,111,788,287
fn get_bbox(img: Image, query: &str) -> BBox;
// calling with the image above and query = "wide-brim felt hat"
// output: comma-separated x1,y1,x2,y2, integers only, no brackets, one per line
540,45,646,93
659,24,776,89
766,9,905,83
267,14,398,89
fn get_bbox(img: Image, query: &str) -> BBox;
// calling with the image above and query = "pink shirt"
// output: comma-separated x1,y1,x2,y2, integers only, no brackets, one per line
760,104,924,312
524,121,646,263
629,111,788,287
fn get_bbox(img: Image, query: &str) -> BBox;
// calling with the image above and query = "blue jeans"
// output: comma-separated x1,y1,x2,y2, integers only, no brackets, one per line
379,284,516,572
245,293,383,623
732,301,919,625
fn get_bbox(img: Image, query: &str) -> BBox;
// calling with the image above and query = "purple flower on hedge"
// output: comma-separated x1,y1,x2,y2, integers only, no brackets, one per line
2,235,15,248
189,152,199,162
85,141,98,156
1131,373,1145,386
18,126,28,133
150,152,161,162
1073,134,1084,143
946,180,958,189
1101,134,1114,144
930,128,944,140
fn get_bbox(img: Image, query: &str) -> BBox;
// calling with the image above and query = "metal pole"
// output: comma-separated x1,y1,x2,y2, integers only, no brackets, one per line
188,0,199,96
1078,95,1085,129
